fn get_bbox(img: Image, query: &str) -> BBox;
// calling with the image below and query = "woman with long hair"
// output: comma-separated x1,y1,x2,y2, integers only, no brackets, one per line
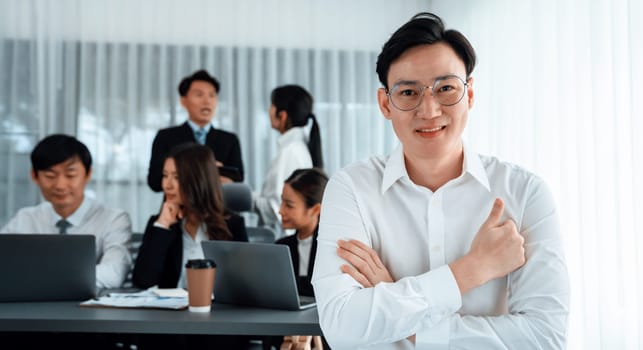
133,143,248,349
254,85,323,235
133,143,247,290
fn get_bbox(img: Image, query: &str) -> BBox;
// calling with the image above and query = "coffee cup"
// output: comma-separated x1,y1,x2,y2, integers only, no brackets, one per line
185,259,216,312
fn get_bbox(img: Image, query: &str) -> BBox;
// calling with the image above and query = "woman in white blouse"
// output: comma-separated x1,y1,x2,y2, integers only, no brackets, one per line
253,85,323,235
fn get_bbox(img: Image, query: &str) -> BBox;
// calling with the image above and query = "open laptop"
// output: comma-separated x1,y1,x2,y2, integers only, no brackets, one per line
201,240,316,311
0,234,96,302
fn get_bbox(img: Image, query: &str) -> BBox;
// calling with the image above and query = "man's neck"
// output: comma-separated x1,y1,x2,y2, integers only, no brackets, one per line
188,118,210,129
52,197,84,219
404,145,464,192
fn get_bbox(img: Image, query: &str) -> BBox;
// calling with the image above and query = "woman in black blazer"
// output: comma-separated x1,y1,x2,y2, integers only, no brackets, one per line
134,143,247,289
132,143,248,349
273,168,329,350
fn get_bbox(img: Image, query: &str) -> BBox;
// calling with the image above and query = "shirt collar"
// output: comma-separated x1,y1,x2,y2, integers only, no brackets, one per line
278,126,307,148
380,142,491,193
186,119,211,133
49,195,91,227
381,144,407,193
462,142,491,192
181,220,209,242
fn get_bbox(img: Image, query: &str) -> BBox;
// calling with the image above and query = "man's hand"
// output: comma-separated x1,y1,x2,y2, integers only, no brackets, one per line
337,239,394,287
450,198,526,293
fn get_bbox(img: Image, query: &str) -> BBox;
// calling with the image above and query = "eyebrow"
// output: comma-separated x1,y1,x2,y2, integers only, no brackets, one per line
392,74,460,87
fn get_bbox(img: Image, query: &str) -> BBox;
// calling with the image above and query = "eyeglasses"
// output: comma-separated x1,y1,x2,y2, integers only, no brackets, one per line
386,75,468,111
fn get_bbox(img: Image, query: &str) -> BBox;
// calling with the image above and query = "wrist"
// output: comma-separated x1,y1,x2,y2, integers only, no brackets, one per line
449,254,489,294
154,219,170,229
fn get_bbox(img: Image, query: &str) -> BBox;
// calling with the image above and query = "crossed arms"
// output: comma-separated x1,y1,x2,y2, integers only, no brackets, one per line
312,170,570,349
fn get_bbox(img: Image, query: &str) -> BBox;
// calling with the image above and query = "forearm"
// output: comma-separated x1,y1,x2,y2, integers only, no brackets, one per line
132,225,175,289
315,259,461,349
96,214,132,289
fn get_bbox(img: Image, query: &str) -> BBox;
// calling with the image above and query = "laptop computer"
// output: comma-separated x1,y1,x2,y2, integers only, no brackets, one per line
0,234,96,302
201,240,316,311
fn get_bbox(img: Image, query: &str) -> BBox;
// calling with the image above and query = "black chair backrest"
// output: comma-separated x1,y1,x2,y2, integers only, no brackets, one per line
221,183,253,213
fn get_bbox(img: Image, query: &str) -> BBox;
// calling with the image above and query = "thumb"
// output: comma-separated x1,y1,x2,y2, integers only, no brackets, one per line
480,198,504,230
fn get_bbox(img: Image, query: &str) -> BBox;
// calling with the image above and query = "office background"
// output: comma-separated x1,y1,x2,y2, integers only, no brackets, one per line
1,0,641,349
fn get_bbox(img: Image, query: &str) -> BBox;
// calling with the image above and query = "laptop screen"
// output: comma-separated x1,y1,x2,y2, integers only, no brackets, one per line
201,240,316,311
0,234,96,302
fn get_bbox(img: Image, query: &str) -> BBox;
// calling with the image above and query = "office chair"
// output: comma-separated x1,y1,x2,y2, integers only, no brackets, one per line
221,183,253,213
246,226,276,243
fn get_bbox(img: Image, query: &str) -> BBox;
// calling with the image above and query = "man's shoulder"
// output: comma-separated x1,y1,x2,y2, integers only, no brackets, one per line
479,154,544,187
332,155,388,186
210,127,239,139
156,123,188,137
10,202,49,218
84,199,131,222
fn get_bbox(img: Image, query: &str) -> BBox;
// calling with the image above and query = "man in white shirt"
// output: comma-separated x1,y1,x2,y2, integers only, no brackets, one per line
1,134,132,290
312,12,570,350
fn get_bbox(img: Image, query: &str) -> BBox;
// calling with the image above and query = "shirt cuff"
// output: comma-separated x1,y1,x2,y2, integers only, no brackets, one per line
153,221,169,229
414,265,461,347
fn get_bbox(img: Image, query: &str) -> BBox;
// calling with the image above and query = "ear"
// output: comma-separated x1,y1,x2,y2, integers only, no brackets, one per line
466,77,474,109
180,96,188,109
377,88,393,120
30,168,39,185
85,168,93,183
308,203,321,217
278,110,289,131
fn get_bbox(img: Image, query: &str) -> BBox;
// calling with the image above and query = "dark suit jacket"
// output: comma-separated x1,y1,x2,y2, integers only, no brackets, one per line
147,122,244,192
275,228,318,297
132,213,248,289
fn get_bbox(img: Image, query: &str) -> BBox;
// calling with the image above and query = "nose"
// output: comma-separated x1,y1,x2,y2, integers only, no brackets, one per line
53,175,67,190
415,87,442,117
162,178,175,192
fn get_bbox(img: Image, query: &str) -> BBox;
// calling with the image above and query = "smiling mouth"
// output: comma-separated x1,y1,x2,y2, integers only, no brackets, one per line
200,108,212,114
416,126,445,133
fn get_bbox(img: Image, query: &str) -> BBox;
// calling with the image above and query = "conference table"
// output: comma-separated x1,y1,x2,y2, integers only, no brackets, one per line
0,300,322,336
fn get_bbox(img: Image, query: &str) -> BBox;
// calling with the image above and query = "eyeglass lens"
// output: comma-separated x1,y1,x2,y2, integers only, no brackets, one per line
389,76,466,110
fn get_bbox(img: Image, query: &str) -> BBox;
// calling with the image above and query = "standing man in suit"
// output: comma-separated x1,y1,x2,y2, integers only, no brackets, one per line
147,69,244,192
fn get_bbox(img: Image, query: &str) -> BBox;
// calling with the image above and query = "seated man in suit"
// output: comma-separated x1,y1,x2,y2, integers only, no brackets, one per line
147,69,244,191
1,134,132,290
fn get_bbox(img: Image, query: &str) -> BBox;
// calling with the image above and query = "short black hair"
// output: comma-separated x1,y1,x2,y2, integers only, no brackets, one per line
31,134,92,175
376,12,476,90
177,69,221,96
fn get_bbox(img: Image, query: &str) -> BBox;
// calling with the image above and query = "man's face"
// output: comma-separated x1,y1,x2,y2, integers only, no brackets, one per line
181,80,218,127
31,156,90,216
377,43,474,162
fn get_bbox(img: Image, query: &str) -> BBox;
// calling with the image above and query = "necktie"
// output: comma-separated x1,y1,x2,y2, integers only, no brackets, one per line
195,128,207,145
56,219,71,234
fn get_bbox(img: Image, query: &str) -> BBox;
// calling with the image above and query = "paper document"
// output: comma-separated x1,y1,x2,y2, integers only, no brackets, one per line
81,287,189,310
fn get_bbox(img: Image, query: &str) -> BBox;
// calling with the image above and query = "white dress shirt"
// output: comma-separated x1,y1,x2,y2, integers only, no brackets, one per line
177,221,207,289
312,144,570,350
298,234,313,277
1,197,133,290
254,126,312,233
